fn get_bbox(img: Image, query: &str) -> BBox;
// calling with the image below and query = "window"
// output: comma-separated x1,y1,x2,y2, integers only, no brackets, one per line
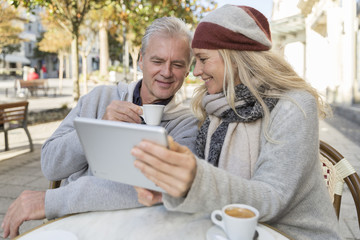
28,43,33,55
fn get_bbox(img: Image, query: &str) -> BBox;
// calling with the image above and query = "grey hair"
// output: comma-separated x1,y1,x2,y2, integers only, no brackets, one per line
141,17,193,65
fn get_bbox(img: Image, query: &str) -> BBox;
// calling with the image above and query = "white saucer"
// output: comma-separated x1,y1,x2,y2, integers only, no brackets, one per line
206,225,275,240
20,229,78,240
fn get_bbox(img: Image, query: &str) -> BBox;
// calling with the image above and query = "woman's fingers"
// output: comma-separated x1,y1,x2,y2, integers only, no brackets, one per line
134,159,190,197
132,139,197,197
132,142,195,182
135,139,194,168
168,136,193,155
134,187,162,206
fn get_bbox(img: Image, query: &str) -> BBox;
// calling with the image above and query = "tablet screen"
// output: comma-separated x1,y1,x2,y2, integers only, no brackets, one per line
74,117,168,192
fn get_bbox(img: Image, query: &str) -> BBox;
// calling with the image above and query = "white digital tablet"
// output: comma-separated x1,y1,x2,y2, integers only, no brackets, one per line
74,117,168,192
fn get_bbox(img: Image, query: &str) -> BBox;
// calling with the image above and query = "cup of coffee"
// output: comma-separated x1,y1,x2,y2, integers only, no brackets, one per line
141,104,165,126
211,204,259,240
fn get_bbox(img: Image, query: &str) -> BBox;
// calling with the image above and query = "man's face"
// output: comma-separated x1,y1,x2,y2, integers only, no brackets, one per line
139,34,190,104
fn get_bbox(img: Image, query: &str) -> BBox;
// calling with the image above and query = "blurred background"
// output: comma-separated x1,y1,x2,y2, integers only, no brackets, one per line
0,0,359,107
1,1,360,238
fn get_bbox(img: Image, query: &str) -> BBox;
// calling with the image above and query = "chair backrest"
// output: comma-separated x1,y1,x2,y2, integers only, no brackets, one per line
319,140,360,228
0,101,29,129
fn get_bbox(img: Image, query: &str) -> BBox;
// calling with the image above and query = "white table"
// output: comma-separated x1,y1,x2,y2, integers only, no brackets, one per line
15,205,292,240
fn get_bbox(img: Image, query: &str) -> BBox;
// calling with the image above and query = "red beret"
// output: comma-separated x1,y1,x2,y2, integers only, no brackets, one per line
192,5,272,51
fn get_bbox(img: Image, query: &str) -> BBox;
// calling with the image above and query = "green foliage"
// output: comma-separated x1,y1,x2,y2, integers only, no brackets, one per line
88,70,109,83
33,32,53,58
9,0,51,9
1,43,21,61
118,0,217,48
38,12,72,54
108,65,123,73
108,32,122,62
1,44,21,55
60,103,69,109
10,0,109,101
0,2,27,50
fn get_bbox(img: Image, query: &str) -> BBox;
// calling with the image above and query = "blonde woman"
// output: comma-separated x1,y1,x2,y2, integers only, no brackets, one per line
132,5,341,239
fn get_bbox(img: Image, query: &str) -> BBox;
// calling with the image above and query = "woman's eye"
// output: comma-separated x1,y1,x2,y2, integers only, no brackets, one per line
200,58,206,63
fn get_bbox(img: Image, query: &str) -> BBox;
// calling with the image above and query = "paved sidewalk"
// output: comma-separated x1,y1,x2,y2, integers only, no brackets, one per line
0,121,61,239
0,114,359,239
0,78,95,112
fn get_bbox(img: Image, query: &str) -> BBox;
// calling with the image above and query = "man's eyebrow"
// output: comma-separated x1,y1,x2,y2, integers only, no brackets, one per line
172,60,186,65
149,56,186,65
150,56,164,61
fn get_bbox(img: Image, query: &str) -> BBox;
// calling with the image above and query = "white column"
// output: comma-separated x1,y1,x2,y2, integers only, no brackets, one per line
342,0,356,104
326,6,343,103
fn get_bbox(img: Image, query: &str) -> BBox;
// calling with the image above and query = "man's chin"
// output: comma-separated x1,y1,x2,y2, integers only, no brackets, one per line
153,90,176,100
153,86,179,96
155,94,174,100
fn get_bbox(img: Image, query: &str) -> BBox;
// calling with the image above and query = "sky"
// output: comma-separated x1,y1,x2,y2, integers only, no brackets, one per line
215,0,273,20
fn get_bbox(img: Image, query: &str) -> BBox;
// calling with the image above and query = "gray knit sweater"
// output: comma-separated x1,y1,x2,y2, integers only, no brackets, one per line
163,90,342,240
41,80,198,219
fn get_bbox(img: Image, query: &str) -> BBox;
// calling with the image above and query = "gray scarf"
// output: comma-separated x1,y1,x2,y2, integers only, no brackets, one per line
195,84,278,167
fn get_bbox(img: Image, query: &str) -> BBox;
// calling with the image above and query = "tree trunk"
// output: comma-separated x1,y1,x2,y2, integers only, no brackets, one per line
65,53,70,79
130,46,139,82
2,53,6,68
58,51,64,95
123,38,130,83
71,36,80,101
99,20,109,78
81,52,88,94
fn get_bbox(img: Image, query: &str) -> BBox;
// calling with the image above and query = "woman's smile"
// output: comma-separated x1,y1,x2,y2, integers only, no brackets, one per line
192,48,225,94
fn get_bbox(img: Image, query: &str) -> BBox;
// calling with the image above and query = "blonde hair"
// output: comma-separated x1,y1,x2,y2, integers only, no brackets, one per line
191,49,331,139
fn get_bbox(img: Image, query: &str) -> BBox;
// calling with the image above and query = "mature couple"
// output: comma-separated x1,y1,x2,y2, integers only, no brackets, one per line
2,5,342,240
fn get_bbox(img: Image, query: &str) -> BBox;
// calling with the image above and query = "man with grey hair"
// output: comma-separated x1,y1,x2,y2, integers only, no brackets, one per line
2,16,197,239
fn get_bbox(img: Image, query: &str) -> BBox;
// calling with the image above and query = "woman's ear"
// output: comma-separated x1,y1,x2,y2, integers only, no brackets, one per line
232,66,242,85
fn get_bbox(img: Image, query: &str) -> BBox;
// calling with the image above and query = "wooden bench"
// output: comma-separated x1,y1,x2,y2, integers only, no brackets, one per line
0,101,33,152
18,79,57,97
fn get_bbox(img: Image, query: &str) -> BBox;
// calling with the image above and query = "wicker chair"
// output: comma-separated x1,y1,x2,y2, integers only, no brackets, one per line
319,140,360,228
49,180,62,189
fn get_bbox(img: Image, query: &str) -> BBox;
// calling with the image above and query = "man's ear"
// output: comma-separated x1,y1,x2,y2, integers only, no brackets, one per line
139,53,143,71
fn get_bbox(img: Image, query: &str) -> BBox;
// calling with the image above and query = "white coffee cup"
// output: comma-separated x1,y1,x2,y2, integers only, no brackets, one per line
141,104,165,126
211,204,259,240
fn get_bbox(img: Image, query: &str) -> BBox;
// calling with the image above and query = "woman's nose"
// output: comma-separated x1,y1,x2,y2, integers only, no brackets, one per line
192,62,202,77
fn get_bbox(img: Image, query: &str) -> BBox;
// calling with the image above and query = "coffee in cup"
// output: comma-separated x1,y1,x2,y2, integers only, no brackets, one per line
211,204,259,240
225,206,256,218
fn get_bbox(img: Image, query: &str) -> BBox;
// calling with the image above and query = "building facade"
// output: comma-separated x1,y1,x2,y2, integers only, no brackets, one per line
2,6,101,80
271,0,360,105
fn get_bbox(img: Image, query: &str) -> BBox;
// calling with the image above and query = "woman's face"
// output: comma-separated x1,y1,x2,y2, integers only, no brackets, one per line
193,48,225,94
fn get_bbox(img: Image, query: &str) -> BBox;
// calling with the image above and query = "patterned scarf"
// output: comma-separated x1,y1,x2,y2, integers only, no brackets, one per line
195,84,278,167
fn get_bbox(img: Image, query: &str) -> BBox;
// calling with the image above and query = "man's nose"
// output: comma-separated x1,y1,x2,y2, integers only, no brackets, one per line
160,63,172,78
